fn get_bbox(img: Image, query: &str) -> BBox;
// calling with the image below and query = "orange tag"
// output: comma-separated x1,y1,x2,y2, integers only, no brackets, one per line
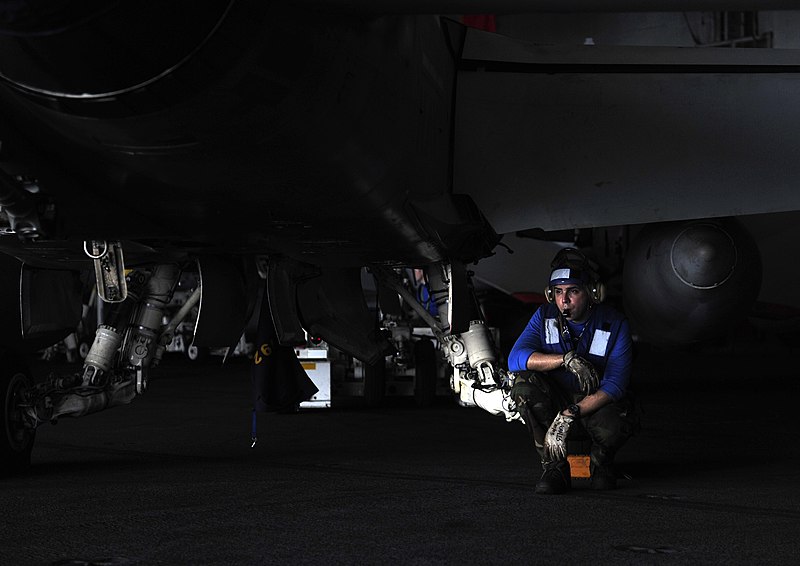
568,455,591,478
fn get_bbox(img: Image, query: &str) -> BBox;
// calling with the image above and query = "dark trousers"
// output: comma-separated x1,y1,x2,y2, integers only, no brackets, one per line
510,370,639,467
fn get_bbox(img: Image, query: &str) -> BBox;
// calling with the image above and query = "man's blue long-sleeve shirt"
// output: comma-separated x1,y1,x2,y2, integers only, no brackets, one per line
508,303,633,401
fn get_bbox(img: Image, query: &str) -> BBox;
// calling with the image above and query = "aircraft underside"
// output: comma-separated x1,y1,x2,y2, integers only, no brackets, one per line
0,2,790,475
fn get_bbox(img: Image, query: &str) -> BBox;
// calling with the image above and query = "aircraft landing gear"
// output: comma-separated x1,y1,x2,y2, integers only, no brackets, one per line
19,262,189,431
1,354,35,476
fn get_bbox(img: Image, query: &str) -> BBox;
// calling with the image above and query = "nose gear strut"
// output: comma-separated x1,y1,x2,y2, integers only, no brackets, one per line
371,262,520,423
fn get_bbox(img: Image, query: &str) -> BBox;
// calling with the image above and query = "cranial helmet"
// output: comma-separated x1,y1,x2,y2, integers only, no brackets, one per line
545,247,605,304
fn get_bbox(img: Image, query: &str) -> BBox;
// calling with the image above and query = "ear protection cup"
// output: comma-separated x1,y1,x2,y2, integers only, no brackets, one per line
589,281,606,304
547,282,604,304
547,247,605,304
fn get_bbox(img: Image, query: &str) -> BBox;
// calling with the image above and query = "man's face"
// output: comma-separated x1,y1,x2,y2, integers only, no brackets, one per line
553,284,590,322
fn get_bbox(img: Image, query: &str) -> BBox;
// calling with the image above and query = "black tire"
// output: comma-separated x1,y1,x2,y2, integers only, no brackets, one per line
1,358,35,477
363,358,386,408
413,339,438,407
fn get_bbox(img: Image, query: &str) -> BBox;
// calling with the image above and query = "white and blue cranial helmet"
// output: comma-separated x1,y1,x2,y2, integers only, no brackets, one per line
549,267,591,287
547,247,605,303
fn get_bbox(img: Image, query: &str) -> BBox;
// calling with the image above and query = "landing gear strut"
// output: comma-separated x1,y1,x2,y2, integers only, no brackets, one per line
15,260,195,447
371,261,520,421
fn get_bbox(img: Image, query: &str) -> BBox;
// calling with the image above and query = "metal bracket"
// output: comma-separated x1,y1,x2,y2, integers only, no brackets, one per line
84,240,128,303
370,265,446,340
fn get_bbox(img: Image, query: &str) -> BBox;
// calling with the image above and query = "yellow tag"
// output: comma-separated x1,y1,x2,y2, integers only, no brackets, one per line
301,362,317,371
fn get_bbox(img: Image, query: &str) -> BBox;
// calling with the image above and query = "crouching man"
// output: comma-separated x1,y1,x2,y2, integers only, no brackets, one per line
508,249,638,494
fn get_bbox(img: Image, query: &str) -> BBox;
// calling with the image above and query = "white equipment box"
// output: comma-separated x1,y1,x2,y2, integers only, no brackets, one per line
297,347,332,409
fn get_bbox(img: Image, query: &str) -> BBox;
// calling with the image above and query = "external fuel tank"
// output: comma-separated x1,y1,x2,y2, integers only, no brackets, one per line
623,219,762,345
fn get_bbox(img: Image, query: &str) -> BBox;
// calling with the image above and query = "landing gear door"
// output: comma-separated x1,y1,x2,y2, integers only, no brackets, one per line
266,256,311,346
194,256,254,349
20,263,83,346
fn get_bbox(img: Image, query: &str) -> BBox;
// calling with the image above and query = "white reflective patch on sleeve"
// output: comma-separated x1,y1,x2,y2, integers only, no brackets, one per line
589,329,611,356
545,318,559,344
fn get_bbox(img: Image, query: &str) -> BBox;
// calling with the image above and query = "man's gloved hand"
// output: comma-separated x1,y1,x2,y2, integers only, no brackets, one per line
563,351,600,394
543,412,574,463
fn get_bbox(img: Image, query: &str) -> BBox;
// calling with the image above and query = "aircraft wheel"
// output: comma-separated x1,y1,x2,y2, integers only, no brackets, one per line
413,339,437,407
363,359,385,408
1,358,35,476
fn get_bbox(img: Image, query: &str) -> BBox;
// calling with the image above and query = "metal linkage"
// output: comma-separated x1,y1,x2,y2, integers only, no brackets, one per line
122,264,181,393
374,261,519,422
370,265,446,338
22,372,137,428
21,263,186,428
84,240,128,303
153,286,201,367
447,321,520,423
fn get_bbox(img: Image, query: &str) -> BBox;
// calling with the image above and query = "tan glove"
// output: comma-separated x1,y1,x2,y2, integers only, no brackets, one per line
543,412,574,463
563,350,600,395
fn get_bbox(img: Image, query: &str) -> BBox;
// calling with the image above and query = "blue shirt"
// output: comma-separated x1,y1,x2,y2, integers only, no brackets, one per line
508,303,633,401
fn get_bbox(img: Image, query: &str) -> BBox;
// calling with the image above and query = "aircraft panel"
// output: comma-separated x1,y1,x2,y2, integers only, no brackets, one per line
454,33,800,234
